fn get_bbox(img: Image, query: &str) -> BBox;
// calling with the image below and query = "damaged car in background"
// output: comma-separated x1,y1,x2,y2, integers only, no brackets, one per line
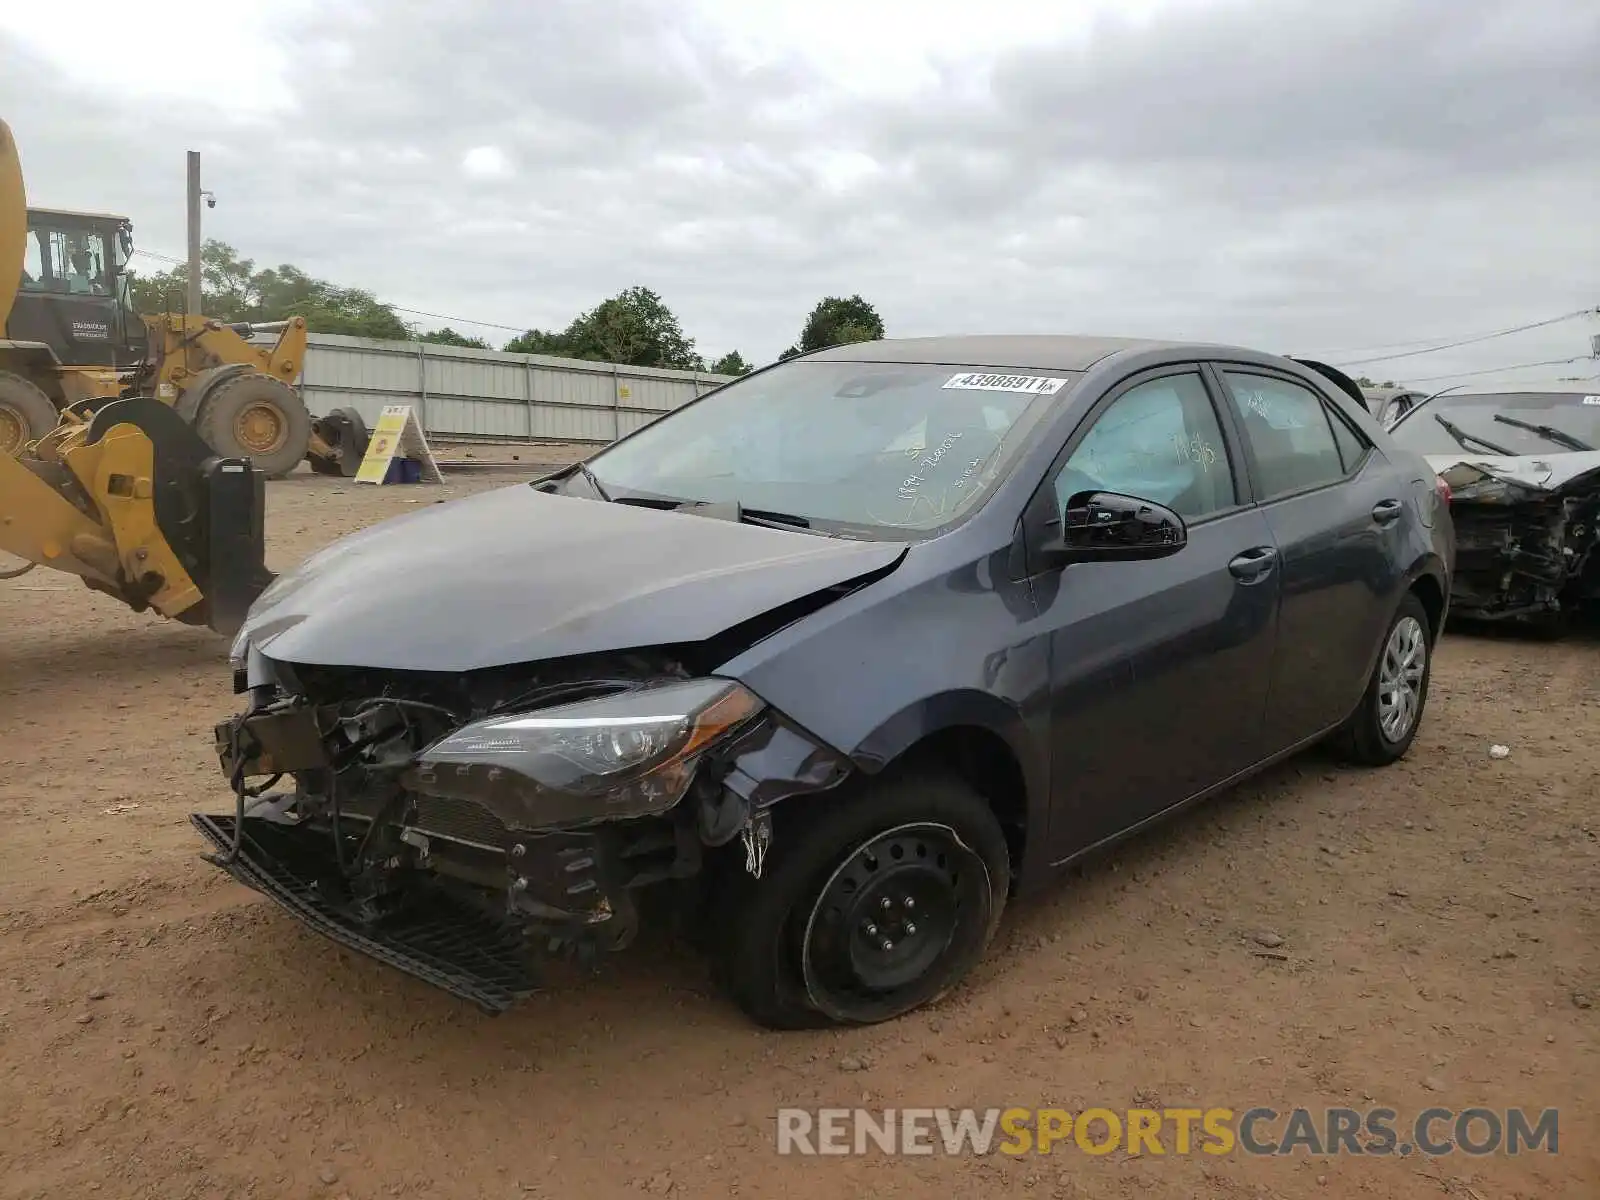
1388,388,1600,635
200,335,1451,1029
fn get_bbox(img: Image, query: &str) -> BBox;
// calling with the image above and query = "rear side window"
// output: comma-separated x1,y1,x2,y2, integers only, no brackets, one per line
1326,405,1370,473
1221,372,1354,499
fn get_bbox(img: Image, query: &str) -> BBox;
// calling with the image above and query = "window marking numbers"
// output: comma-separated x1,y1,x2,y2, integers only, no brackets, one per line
942,373,1068,395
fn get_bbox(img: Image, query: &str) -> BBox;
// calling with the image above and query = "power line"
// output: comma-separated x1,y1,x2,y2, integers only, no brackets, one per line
1333,309,1596,368
385,305,527,334
1402,356,1589,384
1316,309,1593,356
130,247,528,335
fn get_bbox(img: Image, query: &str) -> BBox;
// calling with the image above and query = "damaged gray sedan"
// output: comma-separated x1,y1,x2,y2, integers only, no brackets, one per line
200,335,1452,1028
1388,388,1600,634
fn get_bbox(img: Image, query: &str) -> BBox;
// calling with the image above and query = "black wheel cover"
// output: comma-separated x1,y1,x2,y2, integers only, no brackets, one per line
800,821,993,1024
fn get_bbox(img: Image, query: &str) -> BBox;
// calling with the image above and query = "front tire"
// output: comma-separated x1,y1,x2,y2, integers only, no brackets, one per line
715,771,1010,1029
194,373,313,479
1338,592,1433,766
0,371,58,457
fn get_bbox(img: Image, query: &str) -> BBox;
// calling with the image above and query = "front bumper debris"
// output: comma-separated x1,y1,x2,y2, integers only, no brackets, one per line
191,812,538,1013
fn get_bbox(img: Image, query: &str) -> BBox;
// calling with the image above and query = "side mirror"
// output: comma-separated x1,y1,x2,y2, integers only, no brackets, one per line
1040,491,1187,566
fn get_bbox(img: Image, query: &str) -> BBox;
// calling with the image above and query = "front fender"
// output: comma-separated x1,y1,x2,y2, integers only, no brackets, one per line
174,362,253,422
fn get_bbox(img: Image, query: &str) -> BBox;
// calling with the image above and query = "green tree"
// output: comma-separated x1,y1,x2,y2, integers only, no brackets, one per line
709,350,752,376
126,239,409,339
504,286,699,369
419,327,491,349
780,294,885,359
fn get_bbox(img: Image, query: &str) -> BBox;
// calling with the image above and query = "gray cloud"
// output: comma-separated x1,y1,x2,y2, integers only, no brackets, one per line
3,0,1596,382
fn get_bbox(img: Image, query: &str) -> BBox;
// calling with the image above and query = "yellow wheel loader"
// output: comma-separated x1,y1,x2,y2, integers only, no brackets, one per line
2,118,275,634
1,117,362,478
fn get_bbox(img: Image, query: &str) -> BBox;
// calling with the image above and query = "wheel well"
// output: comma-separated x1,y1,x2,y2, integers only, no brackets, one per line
1411,573,1446,641
888,725,1027,875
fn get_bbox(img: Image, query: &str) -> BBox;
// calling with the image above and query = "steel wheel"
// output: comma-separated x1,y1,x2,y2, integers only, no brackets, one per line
1377,614,1427,743
234,400,289,456
800,821,993,1022
0,403,25,456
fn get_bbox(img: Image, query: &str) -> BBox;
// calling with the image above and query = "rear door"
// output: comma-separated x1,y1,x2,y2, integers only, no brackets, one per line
1028,365,1281,861
1208,365,1408,750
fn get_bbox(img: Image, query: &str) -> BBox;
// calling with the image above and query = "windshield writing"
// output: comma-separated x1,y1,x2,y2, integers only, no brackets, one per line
583,361,1072,534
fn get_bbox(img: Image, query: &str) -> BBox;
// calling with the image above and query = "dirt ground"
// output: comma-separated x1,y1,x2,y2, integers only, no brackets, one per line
1,459,1596,1200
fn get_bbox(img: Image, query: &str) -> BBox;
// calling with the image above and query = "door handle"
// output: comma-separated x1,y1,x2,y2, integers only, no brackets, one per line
1228,545,1277,582
1371,498,1403,525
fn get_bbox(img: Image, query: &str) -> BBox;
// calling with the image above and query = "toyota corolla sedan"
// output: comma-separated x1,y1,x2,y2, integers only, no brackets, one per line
200,335,1454,1029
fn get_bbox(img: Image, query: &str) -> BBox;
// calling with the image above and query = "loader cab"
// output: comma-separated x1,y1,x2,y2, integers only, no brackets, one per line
11,208,144,369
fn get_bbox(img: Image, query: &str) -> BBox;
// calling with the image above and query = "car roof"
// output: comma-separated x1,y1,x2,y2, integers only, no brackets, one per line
805,334,1260,373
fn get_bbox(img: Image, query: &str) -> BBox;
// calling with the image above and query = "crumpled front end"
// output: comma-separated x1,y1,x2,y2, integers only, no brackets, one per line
1436,457,1600,626
196,650,852,1012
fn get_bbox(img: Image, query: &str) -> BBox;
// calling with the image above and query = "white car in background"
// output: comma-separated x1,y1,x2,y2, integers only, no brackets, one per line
1387,387,1600,635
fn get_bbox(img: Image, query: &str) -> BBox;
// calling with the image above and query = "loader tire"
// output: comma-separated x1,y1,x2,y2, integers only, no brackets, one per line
0,371,59,457
194,373,313,479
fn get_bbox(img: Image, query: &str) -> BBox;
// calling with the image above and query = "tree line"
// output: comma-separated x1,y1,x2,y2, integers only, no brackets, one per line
130,240,886,378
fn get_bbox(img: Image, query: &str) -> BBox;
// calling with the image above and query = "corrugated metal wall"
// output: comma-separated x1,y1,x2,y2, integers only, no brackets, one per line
285,333,736,444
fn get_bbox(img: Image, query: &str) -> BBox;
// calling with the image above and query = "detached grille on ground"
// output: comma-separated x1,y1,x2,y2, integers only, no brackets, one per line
191,813,538,1013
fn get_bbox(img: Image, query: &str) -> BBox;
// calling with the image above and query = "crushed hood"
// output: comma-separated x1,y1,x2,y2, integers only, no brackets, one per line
240,484,907,672
1426,451,1600,500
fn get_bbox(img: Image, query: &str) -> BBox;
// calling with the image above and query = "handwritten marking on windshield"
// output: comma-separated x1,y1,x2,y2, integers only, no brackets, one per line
897,432,963,501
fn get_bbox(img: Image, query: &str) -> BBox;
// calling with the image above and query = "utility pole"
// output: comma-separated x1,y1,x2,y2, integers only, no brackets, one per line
185,150,202,315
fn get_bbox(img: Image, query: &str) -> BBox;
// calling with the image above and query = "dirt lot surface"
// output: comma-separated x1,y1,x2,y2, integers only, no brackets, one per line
1,463,1596,1200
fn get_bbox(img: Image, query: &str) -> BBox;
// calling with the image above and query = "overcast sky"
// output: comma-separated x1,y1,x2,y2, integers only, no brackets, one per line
2,0,1596,384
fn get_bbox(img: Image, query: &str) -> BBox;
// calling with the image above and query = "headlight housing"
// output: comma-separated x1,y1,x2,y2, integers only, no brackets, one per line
408,677,765,831
229,626,251,668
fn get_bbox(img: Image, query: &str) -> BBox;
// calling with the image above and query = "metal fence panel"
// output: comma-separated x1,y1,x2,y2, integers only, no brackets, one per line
272,332,736,445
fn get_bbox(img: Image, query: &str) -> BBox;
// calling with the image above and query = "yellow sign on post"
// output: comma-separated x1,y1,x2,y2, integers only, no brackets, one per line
353,404,444,485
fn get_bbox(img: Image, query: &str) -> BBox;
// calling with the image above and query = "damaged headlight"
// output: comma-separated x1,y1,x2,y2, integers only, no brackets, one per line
409,677,765,831
229,626,251,668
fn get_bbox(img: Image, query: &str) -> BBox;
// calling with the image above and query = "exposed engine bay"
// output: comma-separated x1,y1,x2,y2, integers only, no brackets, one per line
199,650,852,1011
1437,458,1600,627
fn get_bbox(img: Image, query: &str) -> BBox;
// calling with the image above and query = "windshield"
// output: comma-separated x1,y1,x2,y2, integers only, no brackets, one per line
1389,391,1600,457
582,360,1075,535
21,218,109,296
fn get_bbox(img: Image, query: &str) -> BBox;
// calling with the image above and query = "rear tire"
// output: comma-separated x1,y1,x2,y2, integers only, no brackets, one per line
0,371,59,457
714,771,1010,1029
1337,592,1433,766
194,373,312,479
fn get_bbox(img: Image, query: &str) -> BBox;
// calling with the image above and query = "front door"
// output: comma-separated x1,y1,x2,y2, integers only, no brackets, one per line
1031,368,1281,862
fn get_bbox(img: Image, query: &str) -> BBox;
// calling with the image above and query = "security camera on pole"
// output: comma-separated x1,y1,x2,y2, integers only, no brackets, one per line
185,150,216,316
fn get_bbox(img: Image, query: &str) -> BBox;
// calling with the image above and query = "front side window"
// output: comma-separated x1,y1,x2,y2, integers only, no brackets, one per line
1222,372,1347,498
1053,372,1236,521
583,360,1076,536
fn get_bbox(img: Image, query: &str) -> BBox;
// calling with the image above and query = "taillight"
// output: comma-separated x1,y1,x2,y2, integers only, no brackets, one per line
1435,475,1451,505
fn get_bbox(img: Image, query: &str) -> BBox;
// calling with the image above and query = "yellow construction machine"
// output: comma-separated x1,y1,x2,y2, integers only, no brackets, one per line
0,118,367,479
1,118,273,634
